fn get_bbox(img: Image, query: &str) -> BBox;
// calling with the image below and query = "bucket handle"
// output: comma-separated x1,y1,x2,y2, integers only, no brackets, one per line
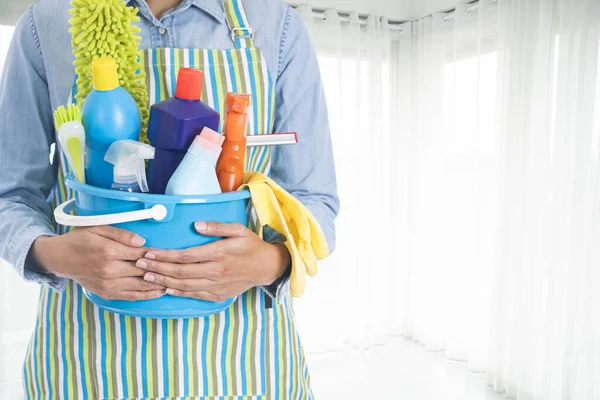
54,199,168,227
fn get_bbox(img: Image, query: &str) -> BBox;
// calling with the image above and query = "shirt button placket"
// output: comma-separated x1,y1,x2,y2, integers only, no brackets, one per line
159,25,170,47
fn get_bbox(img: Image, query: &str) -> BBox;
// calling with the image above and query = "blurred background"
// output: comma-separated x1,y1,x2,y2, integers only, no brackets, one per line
1,0,600,399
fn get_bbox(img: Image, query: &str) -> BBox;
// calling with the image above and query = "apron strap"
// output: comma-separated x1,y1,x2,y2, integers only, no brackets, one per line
223,0,255,49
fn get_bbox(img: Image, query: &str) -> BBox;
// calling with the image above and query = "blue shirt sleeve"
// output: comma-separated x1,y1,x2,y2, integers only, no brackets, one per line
260,7,340,304
0,7,66,291
272,8,340,253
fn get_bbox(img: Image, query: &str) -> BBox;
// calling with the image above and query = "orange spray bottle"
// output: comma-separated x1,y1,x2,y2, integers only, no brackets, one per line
217,93,252,192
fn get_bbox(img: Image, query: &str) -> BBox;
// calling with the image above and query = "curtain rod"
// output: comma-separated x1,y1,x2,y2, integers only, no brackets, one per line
291,0,499,32
441,0,499,21
289,4,407,32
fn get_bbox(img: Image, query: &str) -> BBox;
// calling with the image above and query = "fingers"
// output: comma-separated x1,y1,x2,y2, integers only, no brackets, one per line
93,276,164,296
143,241,223,264
90,277,166,301
97,262,146,279
92,226,146,247
103,244,149,262
136,258,225,280
165,289,229,303
194,221,248,238
142,272,216,293
113,277,165,292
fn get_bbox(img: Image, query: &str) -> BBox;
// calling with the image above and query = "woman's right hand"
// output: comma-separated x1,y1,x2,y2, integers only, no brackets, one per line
31,226,166,301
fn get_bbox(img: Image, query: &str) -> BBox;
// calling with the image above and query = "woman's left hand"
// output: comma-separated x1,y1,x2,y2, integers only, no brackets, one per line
135,222,290,301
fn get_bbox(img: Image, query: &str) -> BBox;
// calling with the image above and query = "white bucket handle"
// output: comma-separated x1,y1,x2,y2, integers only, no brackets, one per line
54,199,168,227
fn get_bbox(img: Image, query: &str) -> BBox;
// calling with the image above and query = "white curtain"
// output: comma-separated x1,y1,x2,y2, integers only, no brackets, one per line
388,0,600,398
390,2,499,372
484,0,600,398
296,1,600,399
293,1,496,363
292,6,400,353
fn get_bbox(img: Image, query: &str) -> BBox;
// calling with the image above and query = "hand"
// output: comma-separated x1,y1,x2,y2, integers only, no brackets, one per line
32,226,166,301
135,221,291,301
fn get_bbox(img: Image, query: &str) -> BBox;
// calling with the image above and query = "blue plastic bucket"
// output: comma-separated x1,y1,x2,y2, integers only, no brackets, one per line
54,173,251,319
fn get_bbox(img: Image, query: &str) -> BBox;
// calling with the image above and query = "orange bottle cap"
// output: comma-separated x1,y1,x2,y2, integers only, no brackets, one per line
175,68,203,101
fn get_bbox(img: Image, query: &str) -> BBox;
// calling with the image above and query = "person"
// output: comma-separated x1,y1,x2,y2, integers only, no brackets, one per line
0,0,339,398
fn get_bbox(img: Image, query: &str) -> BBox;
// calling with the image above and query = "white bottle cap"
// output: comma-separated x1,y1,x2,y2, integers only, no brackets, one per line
188,127,225,159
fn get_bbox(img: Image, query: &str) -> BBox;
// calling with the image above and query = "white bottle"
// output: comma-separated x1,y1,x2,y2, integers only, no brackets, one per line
166,127,225,195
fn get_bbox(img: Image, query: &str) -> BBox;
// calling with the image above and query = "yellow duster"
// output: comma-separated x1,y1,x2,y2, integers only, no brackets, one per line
69,0,149,141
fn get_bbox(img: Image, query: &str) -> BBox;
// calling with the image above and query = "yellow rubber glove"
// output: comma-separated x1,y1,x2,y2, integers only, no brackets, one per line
241,172,329,297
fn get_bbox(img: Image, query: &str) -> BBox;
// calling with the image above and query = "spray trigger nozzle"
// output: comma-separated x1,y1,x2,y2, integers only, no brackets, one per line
104,140,155,193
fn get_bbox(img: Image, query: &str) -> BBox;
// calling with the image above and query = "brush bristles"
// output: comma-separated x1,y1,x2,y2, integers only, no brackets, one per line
54,104,82,130
69,0,149,142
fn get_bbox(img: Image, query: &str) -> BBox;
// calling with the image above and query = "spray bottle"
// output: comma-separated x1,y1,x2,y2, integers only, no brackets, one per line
217,93,252,193
104,140,155,193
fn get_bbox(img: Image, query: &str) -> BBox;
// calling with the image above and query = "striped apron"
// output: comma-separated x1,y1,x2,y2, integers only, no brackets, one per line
22,1,313,399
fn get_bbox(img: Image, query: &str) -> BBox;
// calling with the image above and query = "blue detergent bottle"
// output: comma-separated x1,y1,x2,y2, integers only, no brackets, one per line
82,57,141,189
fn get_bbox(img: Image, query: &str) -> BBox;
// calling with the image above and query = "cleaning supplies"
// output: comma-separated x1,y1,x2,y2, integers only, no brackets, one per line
104,140,155,192
240,172,329,297
54,104,86,182
165,127,225,196
82,57,142,189
246,132,298,147
217,93,252,192
147,68,220,194
69,0,149,139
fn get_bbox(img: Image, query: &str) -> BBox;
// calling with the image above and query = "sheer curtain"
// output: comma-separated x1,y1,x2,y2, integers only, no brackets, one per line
292,2,496,363
296,0,600,399
291,6,401,354
388,0,600,398
390,1,500,372
486,0,600,398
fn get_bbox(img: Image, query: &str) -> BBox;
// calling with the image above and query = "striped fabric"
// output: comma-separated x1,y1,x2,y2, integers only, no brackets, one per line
25,1,312,399
223,0,255,49
23,284,312,399
139,47,275,176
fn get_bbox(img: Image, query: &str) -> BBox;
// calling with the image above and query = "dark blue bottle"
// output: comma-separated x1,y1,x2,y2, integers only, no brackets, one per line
147,68,220,194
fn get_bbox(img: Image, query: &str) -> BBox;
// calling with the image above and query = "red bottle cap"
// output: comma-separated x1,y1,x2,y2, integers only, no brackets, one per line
175,68,203,101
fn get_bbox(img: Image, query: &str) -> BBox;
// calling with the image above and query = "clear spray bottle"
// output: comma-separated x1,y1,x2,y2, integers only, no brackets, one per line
104,140,155,193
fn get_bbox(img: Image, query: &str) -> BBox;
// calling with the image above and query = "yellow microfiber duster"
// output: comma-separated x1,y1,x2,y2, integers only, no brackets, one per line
68,0,149,142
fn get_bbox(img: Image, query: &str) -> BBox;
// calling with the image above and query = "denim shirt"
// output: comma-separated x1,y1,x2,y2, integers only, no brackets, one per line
0,0,339,299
